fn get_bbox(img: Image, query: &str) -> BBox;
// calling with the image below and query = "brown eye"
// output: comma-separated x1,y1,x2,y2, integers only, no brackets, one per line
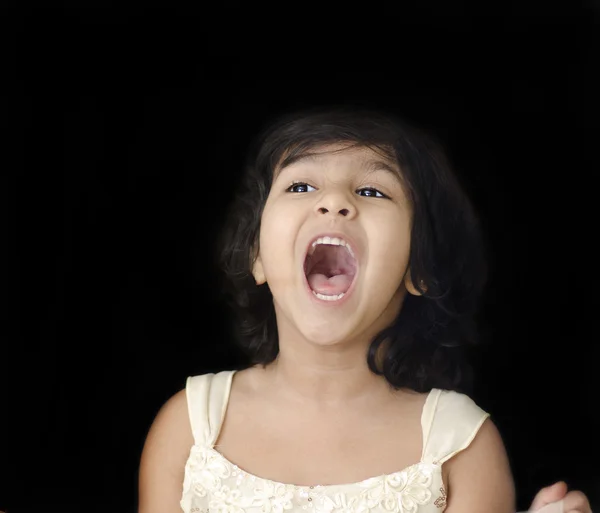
357,187,387,198
286,182,316,193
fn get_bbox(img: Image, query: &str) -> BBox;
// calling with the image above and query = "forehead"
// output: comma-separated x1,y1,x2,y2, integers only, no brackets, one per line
274,143,401,179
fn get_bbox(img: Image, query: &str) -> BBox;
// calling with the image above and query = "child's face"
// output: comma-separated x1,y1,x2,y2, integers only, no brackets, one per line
253,144,416,348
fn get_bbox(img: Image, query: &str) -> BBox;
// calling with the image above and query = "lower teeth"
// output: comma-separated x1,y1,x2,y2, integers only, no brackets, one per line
312,291,345,301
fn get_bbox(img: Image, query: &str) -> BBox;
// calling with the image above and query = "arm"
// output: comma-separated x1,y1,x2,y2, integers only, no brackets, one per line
138,388,194,513
444,418,516,513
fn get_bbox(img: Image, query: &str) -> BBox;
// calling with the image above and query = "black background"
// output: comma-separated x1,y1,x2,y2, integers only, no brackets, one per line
7,5,599,513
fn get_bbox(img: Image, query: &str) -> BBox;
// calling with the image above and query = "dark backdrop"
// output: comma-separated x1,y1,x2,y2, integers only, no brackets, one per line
7,6,599,513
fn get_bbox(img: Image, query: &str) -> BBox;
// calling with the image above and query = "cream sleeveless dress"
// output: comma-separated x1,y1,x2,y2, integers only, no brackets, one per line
180,370,489,513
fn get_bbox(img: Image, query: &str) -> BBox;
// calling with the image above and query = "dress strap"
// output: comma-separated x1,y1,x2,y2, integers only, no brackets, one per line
185,370,236,447
421,388,490,465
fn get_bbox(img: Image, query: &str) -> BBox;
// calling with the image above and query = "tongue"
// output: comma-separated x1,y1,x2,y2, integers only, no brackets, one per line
307,273,353,295
305,245,356,296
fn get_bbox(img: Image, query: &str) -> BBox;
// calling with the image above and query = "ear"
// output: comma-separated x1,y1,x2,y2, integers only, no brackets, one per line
404,269,425,296
252,253,266,285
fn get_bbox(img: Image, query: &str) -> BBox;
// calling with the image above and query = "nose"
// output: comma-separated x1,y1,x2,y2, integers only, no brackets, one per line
314,193,356,219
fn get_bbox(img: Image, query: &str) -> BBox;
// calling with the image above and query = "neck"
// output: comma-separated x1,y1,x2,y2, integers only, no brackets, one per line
263,341,392,407
260,285,407,407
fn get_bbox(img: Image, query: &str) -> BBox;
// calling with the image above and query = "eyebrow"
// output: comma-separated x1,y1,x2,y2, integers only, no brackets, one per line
276,152,400,178
363,158,400,177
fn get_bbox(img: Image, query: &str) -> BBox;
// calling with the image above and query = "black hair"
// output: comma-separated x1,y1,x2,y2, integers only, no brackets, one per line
216,106,487,394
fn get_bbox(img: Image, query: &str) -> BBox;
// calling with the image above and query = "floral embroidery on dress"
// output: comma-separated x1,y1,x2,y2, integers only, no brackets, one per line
250,480,295,512
350,466,433,513
187,444,233,498
182,445,445,513
434,488,447,509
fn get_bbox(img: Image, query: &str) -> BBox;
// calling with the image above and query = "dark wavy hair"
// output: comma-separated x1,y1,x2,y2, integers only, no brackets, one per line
215,106,487,394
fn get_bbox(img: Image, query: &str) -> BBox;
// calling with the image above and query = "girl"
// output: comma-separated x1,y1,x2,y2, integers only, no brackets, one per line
138,107,592,513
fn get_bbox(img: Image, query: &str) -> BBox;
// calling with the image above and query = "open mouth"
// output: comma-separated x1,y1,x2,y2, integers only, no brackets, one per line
304,237,358,301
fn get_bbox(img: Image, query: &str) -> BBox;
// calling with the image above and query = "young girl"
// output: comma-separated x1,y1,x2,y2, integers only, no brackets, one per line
138,107,592,513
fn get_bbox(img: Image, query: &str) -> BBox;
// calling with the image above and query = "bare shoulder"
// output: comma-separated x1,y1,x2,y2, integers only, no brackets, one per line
444,418,515,512
229,365,273,404
138,387,194,513
221,366,268,423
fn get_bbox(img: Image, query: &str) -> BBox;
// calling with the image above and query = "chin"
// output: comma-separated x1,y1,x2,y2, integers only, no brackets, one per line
299,322,363,348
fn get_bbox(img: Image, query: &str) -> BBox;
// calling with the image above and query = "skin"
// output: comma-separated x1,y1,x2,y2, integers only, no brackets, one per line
530,482,592,512
251,145,416,403
138,144,592,513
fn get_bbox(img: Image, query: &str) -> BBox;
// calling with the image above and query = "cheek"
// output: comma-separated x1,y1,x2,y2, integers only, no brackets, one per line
258,206,298,278
369,215,412,276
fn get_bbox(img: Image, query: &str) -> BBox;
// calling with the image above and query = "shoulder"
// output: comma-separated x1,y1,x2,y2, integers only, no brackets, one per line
420,389,489,462
445,415,510,471
138,387,194,513
435,388,488,421
443,410,515,512
145,387,192,447
140,386,193,471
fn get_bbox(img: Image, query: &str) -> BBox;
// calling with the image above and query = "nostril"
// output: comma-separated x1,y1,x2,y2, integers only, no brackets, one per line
318,207,350,216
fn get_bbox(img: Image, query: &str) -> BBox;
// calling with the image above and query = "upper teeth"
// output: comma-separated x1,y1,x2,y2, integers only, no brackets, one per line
309,236,355,258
